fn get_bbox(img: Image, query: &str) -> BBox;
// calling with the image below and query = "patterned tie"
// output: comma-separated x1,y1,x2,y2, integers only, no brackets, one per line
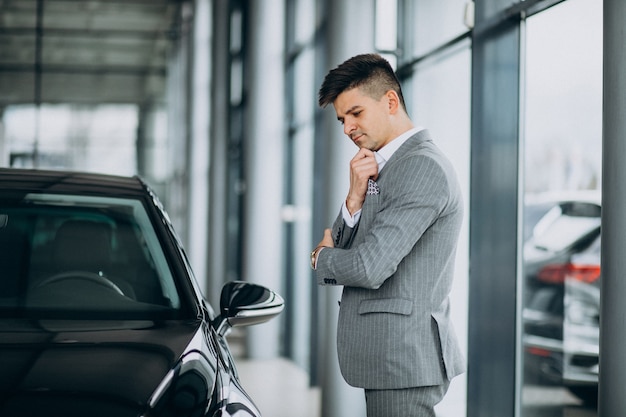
367,178,380,195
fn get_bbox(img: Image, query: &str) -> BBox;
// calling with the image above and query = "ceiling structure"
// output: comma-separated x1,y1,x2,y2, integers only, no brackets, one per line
0,0,184,106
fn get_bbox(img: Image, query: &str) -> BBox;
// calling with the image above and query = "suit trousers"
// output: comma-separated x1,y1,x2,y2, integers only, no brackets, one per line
364,381,450,417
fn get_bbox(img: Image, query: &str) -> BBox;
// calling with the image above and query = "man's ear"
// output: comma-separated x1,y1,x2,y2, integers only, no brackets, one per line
386,90,400,114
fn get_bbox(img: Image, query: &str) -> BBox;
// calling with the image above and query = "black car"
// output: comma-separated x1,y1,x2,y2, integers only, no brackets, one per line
0,168,284,416
522,191,601,404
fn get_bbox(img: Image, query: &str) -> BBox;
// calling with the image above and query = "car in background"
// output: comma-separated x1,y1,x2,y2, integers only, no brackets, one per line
522,190,601,404
0,168,284,417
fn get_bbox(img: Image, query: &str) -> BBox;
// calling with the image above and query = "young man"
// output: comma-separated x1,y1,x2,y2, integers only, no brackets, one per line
311,53,465,417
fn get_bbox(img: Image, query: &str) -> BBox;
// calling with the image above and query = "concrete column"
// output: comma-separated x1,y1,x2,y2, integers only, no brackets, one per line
317,0,375,415
187,0,212,291
164,4,191,246
243,0,285,359
599,0,626,415
207,0,230,308
136,103,168,187
0,107,7,166
467,1,521,415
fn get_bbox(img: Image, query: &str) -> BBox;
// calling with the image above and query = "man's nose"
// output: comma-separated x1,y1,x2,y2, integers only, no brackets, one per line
343,120,355,136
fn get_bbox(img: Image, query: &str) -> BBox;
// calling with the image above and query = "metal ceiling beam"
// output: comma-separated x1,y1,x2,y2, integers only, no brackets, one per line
0,65,166,76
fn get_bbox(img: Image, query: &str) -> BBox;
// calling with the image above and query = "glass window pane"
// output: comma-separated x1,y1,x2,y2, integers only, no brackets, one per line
409,0,470,57
522,0,602,414
375,0,397,51
294,0,316,45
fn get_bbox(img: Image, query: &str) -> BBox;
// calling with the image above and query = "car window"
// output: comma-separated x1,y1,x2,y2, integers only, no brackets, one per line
523,201,557,241
0,193,182,318
531,202,601,252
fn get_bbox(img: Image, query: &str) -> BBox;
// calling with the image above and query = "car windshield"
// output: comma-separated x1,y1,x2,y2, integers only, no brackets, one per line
0,192,183,319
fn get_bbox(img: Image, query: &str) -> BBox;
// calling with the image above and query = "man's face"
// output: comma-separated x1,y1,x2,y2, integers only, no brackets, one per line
333,87,393,151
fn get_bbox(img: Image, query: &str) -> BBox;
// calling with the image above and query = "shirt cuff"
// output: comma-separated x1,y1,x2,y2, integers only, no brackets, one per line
341,201,361,228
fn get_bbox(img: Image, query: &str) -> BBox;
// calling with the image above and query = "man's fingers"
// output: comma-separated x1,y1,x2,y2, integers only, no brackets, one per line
324,229,334,247
355,148,375,159
318,228,334,248
353,159,378,180
351,150,377,172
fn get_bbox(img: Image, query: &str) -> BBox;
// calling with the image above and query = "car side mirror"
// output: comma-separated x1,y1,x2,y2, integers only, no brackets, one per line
213,281,284,337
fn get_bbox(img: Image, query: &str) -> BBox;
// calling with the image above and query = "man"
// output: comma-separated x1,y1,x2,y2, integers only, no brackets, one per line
311,53,465,417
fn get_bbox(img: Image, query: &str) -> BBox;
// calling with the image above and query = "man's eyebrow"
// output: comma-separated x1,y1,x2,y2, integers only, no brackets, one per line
336,105,361,121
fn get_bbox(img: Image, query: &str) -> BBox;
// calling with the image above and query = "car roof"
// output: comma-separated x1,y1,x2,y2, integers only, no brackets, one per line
0,168,148,197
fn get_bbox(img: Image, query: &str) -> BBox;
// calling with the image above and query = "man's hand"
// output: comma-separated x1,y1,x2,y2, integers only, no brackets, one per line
311,228,334,270
346,148,378,215
317,228,334,248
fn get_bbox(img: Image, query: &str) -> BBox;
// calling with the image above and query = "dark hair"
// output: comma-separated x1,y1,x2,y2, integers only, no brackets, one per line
318,53,407,112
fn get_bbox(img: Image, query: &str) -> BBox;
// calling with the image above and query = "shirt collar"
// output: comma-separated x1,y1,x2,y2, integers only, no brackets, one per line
375,126,424,170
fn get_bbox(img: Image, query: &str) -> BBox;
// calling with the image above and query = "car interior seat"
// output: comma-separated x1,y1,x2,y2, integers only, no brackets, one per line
51,219,135,298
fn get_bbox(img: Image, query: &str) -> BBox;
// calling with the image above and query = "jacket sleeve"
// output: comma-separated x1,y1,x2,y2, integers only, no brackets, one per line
315,153,453,289
330,207,359,249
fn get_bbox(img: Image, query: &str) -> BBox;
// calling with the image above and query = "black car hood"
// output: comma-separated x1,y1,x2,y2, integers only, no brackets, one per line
0,318,208,417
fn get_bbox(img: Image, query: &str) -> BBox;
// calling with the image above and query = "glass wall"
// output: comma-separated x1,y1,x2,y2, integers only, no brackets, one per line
521,0,602,416
404,0,470,56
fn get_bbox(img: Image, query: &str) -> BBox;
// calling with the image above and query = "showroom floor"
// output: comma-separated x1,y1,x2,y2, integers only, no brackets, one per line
237,358,321,417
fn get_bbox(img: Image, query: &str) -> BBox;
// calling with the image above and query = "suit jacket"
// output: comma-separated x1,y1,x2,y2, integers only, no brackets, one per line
315,129,465,389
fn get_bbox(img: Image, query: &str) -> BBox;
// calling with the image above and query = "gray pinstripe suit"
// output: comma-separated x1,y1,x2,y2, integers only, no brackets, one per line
315,129,465,391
